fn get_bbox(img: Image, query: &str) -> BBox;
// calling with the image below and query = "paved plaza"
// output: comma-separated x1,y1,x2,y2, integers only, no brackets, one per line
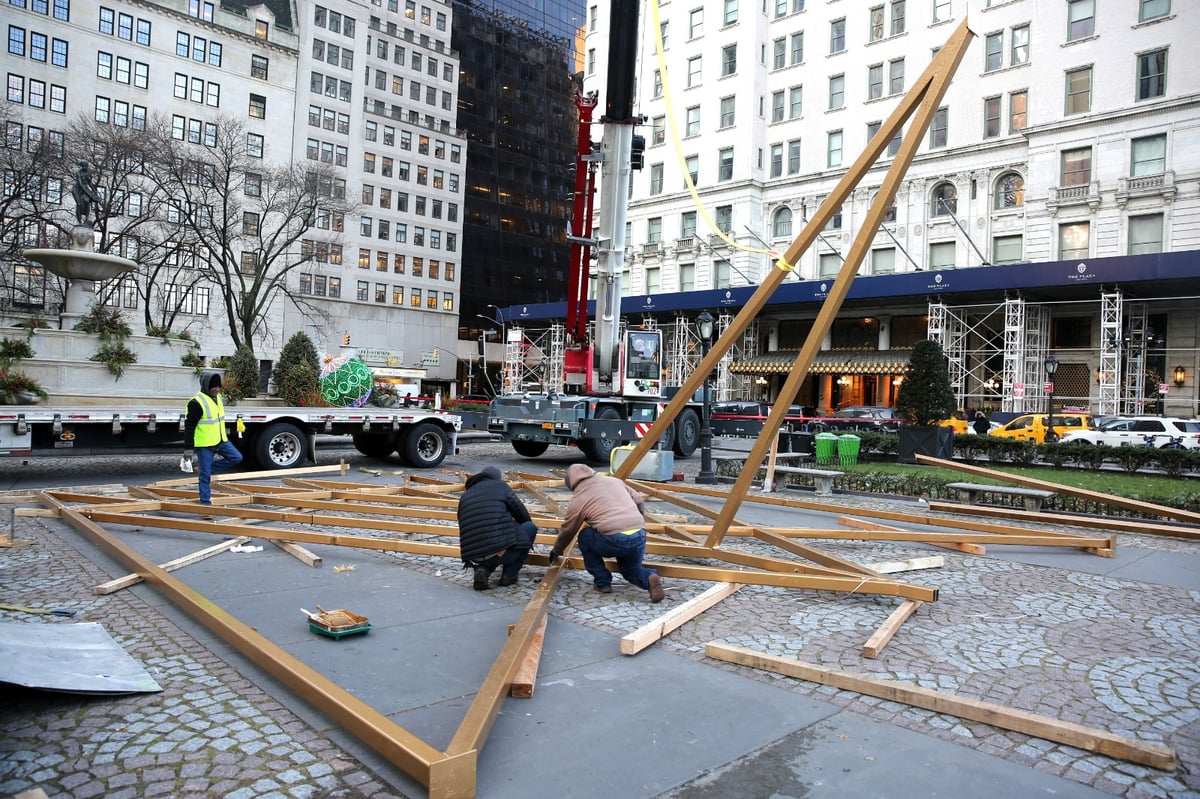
0,440,1197,799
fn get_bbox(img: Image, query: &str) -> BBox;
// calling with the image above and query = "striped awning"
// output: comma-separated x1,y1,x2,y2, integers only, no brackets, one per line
731,349,912,375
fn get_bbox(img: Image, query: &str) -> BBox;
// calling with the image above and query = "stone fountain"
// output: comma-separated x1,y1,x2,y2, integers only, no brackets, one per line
22,163,135,329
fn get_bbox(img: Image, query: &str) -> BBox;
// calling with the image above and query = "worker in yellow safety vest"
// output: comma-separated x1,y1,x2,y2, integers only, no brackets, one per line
183,371,243,511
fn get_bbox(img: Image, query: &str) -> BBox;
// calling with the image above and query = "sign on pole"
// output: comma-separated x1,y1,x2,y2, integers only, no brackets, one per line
1012,383,1025,399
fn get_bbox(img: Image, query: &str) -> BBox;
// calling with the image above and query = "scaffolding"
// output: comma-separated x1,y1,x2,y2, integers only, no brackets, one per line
1098,291,1122,416
502,326,525,395
1122,302,1149,415
545,322,565,394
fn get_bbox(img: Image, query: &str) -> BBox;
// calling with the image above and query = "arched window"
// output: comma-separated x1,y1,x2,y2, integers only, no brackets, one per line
930,182,957,216
772,206,793,238
994,172,1025,210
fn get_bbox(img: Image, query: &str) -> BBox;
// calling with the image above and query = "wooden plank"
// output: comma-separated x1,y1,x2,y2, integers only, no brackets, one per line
862,600,921,658
94,536,252,595
762,432,781,492
926,500,1200,541
918,455,1200,529
273,539,322,568
15,506,59,517
621,582,743,655
706,642,1178,771
864,556,945,574
148,461,348,488
507,616,549,698
840,515,987,555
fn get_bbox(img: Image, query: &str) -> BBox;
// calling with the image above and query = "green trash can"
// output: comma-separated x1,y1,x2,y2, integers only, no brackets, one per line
814,432,839,466
837,434,861,466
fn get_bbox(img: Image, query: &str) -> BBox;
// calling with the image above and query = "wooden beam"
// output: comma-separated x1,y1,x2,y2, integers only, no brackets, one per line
862,600,921,658
839,515,986,555
621,582,743,655
918,455,1200,528
705,642,1178,771
149,461,349,488
864,556,945,575
926,500,1200,542
507,616,549,698
94,536,252,595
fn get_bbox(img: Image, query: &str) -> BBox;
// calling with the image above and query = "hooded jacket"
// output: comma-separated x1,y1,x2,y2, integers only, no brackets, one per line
553,464,647,554
456,467,534,563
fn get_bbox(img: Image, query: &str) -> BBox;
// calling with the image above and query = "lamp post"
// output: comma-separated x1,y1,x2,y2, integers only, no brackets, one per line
1044,353,1059,442
695,311,717,484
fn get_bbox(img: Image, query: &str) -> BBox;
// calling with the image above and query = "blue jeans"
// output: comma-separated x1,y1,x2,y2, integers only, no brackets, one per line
477,521,538,578
577,526,657,590
196,440,243,504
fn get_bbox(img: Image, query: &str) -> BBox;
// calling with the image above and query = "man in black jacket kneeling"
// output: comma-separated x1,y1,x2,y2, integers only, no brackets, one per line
456,466,538,590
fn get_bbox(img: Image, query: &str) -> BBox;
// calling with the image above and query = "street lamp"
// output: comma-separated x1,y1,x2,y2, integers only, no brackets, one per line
695,311,717,484
1044,353,1059,442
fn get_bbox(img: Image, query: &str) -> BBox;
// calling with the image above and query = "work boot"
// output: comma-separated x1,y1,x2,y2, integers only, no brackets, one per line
473,566,491,591
499,572,519,586
648,574,664,603
594,585,613,594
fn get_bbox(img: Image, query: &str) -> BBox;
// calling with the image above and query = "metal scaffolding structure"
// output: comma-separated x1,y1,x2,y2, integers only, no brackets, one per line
545,322,565,394
1123,302,1149,415
1098,291,1123,416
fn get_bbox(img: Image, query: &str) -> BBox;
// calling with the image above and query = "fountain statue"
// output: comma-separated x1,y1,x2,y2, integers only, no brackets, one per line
22,161,135,328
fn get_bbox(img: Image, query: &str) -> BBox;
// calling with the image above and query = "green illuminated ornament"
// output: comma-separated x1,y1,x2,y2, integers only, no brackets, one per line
319,354,374,408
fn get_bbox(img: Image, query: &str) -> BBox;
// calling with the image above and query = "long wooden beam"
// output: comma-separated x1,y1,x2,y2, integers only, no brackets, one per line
862,600,921,658
615,19,975,490
925,500,1200,541
917,456,1200,531
93,536,252,595
621,582,743,655
36,491,464,795
706,642,1178,771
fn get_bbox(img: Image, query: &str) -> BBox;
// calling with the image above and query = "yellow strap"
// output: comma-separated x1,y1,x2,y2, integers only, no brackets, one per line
617,527,643,536
774,257,795,273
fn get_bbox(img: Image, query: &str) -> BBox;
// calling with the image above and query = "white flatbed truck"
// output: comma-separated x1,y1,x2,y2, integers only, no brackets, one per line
0,404,461,469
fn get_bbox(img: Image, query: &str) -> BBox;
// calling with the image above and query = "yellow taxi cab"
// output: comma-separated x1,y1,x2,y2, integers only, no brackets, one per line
939,410,971,434
988,412,1094,444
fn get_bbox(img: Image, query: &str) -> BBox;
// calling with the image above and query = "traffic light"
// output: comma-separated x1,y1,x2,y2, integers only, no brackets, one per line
630,134,645,170
342,333,351,346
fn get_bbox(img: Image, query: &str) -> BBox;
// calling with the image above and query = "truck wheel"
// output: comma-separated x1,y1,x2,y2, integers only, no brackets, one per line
580,406,625,465
255,422,307,469
353,433,395,459
400,422,448,468
511,440,550,457
672,408,700,458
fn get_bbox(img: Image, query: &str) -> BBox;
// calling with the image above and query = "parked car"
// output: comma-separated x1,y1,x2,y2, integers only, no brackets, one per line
988,412,1094,443
1059,416,1200,449
813,405,905,433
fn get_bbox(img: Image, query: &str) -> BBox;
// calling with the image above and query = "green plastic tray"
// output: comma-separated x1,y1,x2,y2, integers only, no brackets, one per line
307,620,372,639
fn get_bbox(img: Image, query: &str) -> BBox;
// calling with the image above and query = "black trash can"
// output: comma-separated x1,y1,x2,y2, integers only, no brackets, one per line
782,431,814,455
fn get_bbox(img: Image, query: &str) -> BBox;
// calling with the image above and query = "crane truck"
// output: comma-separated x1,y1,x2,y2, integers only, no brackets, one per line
486,0,704,465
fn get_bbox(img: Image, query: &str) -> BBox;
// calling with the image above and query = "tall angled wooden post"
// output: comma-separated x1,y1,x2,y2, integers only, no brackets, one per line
613,21,975,534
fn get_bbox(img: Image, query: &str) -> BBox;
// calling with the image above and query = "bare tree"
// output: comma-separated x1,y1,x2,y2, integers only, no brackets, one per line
143,115,352,353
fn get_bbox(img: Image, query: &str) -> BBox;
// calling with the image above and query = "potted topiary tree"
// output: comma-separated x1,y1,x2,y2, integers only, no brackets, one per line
894,339,958,464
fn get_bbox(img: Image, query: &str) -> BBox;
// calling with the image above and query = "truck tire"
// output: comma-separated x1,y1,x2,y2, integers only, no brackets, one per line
580,406,625,465
673,408,700,458
400,422,448,468
255,422,307,469
511,440,550,457
353,433,396,459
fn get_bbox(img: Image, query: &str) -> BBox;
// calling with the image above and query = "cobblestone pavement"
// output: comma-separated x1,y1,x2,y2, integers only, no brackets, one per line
1,439,1198,798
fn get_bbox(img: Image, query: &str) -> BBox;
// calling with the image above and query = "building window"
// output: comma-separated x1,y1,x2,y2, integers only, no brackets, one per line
720,96,735,127
872,248,895,274
994,172,1024,209
1130,133,1166,176
984,96,1001,138
681,211,697,239
826,130,842,168
828,74,844,110
647,217,662,244
930,181,956,216
1128,214,1163,254
993,235,1023,264
688,7,703,38
1065,66,1091,115
1136,49,1167,101
790,33,803,65
718,147,733,181
929,107,948,148
771,91,785,122
787,140,801,174
251,55,268,79
1139,0,1170,22
890,0,905,35
888,58,904,95
789,86,802,119
651,115,665,145
829,18,845,54
985,32,1002,72
649,163,663,195
1061,147,1092,186
772,205,792,236
715,260,731,289
1067,0,1095,41
1011,24,1029,65
686,106,700,136
248,93,265,118
356,281,368,301
685,155,698,186
679,263,695,292
868,64,883,100
772,38,786,70
722,44,736,75
242,211,260,236
929,241,955,269
715,206,732,234
870,6,884,42
1059,222,1090,259
819,253,840,278
723,0,737,25
769,143,783,178
1009,90,1027,132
